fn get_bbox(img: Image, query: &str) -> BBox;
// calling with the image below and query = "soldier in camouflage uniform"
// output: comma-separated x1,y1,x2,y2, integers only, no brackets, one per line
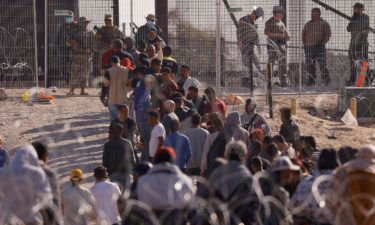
56,11,79,84
94,14,124,76
67,17,94,95
237,7,264,75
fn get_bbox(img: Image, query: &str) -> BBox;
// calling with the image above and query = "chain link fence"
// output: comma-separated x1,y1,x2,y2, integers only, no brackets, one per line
1,0,374,95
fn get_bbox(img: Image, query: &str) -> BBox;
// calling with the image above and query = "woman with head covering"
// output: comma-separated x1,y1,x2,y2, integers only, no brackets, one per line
0,145,54,225
223,112,252,152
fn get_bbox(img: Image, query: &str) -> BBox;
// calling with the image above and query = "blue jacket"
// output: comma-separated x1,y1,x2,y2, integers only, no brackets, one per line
164,132,192,169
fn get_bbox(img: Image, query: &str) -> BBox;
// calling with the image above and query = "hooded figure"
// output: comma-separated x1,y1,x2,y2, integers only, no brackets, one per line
0,145,53,225
223,112,252,151
328,144,375,225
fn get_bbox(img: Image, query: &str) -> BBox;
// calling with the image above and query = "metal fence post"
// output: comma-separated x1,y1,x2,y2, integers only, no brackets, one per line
267,63,273,118
215,0,221,94
298,0,302,93
44,0,48,88
33,0,39,89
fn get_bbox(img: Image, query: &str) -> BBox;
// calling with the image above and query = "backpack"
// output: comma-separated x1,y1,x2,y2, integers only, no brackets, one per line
242,113,260,132
206,132,227,176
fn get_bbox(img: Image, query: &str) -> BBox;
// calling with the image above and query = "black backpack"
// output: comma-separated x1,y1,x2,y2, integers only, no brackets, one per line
206,132,227,176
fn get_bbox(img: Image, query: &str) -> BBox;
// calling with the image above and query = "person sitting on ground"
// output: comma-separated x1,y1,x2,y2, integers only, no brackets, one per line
177,65,201,95
164,119,192,172
61,169,96,225
337,146,358,165
209,141,257,224
103,122,137,189
90,166,121,225
0,145,53,224
32,141,60,208
241,98,272,136
162,46,178,74
272,135,296,159
223,111,252,152
271,156,302,196
184,114,210,175
174,97,189,122
104,56,131,120
291,148,338,225
162,100,179,136
160,67,179,99
249,156,264,174
263,143,280,163
147,111,166,162
0,135,9,168
247,140,271,171
111,104,137,147
136,147,195,210
203,86,226,118
279,107,300,146
186,86,207,115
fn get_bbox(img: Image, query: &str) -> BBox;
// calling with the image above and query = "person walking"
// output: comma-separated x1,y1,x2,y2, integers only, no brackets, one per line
302,8,331,86
104,56,130,120
103,122,137,189
90,166,122,225
147,111,166,162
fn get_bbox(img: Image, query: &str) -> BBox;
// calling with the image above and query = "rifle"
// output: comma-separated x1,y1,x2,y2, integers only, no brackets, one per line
93,25,111,44
311,0,375,33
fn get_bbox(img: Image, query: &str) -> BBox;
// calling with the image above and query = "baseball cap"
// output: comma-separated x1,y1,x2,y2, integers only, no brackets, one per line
353,2,365,9
271,156,300,171
104,14,113,20
70,169,83,180
254,7,264,18
155,147,176,160
78,17,91,24
273,6,284,13
146,14,157,21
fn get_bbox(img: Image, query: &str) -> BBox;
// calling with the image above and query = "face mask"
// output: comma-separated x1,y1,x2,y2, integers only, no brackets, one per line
65,17,73,23
147,20,155,25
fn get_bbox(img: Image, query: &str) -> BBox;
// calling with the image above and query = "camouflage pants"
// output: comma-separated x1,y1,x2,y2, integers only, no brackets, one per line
69,57,90,89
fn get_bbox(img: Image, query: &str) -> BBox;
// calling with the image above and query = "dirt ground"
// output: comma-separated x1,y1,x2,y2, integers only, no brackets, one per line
1,88,375,189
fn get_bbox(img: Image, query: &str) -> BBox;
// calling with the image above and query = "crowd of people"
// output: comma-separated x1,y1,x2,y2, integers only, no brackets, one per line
2,5,375,225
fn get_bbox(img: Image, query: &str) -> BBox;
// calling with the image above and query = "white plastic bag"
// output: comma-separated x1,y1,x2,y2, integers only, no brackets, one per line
341,109,358,127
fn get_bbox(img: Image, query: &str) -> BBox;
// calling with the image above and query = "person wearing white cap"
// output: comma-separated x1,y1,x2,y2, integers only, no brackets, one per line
271,156,301,195
264,5,290,87
237,6,264,73
135,13,165,44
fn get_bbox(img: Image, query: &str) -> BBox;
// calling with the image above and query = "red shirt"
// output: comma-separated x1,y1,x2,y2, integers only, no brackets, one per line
101,49,116,69
204,98,226,118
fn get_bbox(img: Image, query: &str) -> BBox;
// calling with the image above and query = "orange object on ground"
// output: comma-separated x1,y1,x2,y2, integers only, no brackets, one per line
356,61,369,87
38,92,56,100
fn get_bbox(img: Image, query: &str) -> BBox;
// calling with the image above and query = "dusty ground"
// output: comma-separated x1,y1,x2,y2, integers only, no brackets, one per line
1,88,375,189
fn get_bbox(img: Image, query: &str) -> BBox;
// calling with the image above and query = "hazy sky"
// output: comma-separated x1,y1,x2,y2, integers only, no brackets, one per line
119,0,155,36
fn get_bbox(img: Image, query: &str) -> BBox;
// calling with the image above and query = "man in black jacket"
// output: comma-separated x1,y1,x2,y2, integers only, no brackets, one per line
347,3,371,86
103,122,137,190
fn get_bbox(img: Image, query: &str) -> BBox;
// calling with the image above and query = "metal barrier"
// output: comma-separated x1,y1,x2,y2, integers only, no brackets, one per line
0,0,374,94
